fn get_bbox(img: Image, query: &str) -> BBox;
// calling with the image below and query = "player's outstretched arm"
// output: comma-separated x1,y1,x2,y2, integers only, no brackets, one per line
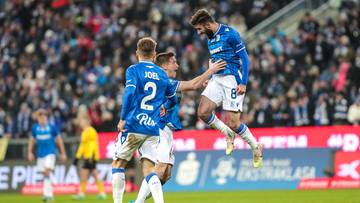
27,137,35,161
56,135,67,162
178,60,226,91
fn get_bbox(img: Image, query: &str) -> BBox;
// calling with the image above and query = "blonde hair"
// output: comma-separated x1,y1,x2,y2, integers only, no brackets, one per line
137,37,157,58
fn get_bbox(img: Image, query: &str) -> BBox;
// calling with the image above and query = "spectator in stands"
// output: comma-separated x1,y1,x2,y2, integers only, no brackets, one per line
347,96,360,126
331,93,349,125
247,0,272,28
0,0,359,136
16,103,32,138
298,12,320,57
314,94,331,126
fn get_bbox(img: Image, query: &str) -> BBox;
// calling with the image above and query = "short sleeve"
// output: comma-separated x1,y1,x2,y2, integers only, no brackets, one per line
52,125,60,138
228,30,246,53
125,66,137,88
31,125,36,138
165,78,180,98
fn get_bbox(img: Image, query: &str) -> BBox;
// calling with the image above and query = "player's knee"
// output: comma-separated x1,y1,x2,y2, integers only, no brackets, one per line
43,170,51,177
226,119,240,131
112,159,126,168
165,171,172,182
197,107,210,121
155,165,167,180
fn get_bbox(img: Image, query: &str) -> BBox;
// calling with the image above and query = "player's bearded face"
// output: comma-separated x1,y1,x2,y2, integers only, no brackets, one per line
196,24,214,38
204,27,214,38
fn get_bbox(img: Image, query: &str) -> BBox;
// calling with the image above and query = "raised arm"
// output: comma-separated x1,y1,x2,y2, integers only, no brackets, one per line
178,60,226,91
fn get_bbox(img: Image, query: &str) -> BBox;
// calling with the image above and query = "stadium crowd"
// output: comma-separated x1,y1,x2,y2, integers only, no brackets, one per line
0,0,359,139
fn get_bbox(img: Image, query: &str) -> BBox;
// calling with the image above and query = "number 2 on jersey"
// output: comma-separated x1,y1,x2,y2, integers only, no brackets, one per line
141,82,157,110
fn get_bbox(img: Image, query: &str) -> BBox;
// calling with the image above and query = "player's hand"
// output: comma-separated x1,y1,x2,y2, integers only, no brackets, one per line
236,84,246,95
160,106,166,117
60,153,67,162
28,153,35,161
117,120,127,132
203,79,209,87
208,59,226,74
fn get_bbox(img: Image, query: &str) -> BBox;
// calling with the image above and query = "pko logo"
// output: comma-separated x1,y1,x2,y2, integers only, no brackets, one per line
136,113,155,126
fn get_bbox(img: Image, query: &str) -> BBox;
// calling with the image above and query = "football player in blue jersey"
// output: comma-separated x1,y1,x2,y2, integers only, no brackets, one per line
190,9,263,167
132,51,226,203
28,109,67,202
112,37,180,203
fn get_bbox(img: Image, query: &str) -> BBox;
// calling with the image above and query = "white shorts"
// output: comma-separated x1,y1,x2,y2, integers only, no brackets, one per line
37,154,56,172
113,132,159,164
202,74,245,112
157,126,175,165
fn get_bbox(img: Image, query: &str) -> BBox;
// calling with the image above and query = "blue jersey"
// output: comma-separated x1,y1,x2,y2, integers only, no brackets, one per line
31,123,59,158
122,61,179,136
159,79,182,131
208,24,246,84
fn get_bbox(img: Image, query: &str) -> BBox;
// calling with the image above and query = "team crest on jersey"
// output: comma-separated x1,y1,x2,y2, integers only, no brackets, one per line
210,35,221,43
136,113,156,126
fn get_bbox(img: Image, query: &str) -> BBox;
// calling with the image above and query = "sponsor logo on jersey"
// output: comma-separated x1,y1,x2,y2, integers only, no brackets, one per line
136,113,156,126
209,46,223,54
37,134,51,140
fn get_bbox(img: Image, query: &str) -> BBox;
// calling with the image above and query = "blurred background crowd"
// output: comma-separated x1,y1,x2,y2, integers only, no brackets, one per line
0,0,359,139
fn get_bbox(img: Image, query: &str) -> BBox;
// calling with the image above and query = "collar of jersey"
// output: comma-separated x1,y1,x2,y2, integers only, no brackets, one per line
213,23,223,36
139,60,154,64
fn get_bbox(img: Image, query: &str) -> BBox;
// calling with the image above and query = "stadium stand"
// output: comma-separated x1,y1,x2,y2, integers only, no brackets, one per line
0,0,359,140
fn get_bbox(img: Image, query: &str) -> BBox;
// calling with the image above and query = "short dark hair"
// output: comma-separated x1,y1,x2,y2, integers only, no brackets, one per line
137,37,157,58
190,9,215,26
155,51,175,66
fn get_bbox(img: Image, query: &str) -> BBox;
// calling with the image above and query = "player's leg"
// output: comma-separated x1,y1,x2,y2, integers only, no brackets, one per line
112,159,128,203
74,167,89,199
43,168,53,201
134,163,173,203
90,168,107,199
134,127,173,203
222,79,263,167
112,132,144,203
138,136,164,203
40,154,55,201
224,111,258,149
42,168,53,201
154,126,174,184
140,158,164,203
198,95,236,141
162,164,173,182
224,111,262,167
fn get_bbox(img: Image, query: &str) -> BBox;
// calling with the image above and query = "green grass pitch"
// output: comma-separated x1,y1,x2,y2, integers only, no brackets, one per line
1,189,360,203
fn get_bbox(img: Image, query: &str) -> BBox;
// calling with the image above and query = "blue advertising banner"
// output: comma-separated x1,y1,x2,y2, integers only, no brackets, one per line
165,149,332,191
